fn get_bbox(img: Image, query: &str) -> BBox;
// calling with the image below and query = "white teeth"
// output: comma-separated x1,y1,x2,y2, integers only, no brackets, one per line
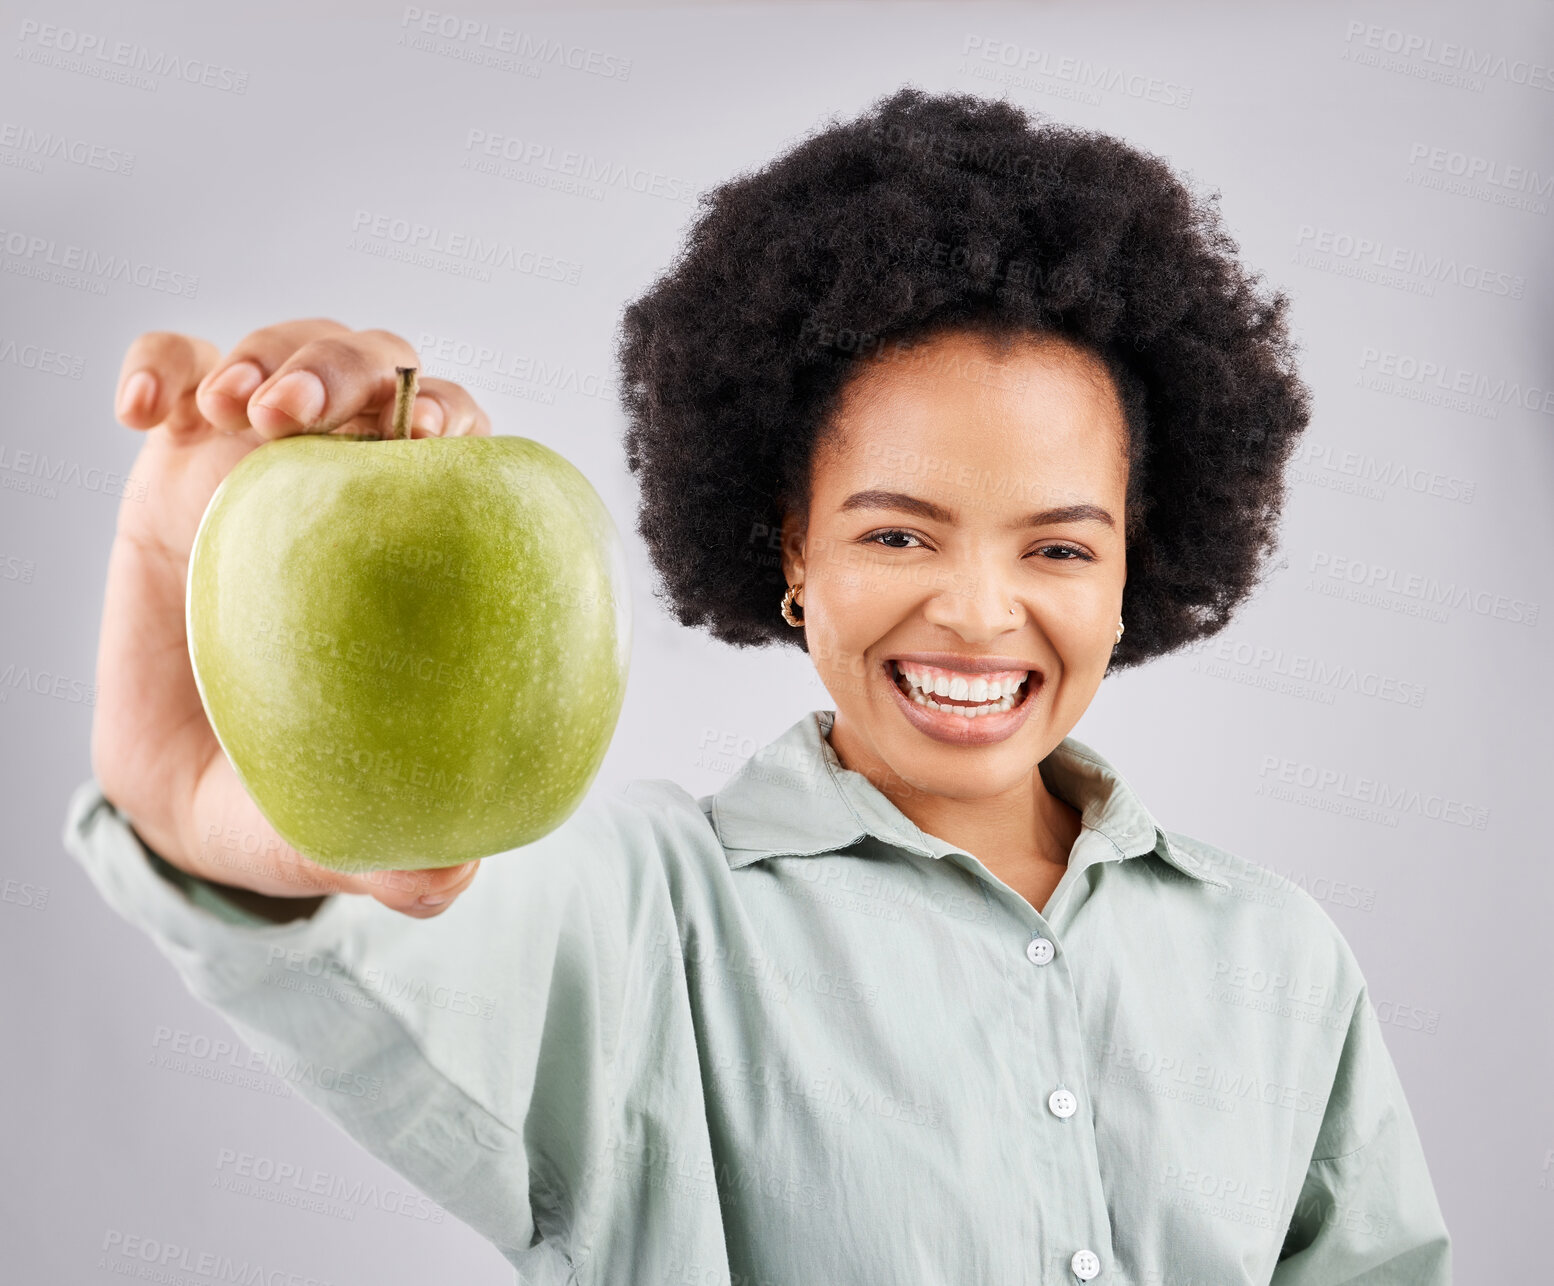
891,662,1030,717
894,662,1028,702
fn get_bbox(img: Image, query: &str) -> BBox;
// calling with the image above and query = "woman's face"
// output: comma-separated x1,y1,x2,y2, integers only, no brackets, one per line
781,327,1130,801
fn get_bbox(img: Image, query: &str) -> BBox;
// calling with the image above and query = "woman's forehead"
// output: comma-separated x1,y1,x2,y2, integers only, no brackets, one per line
812,347,1129,496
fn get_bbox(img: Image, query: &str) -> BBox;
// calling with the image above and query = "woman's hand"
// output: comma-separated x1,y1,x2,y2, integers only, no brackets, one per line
92,319,494,918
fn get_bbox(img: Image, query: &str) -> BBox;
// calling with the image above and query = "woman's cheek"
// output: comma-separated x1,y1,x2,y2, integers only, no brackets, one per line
802,576,886,702
1041,581,1116,652
823,566,903,635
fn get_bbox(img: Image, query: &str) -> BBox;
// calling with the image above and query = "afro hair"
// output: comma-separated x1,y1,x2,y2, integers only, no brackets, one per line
616,86,1311,670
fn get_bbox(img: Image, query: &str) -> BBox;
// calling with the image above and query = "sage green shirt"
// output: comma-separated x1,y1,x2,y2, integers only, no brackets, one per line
62,709,1450,1285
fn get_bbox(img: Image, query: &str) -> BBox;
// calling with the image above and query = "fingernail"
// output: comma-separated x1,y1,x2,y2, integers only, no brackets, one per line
411,396,443,436
119,370,156,417
417,861,474,906
207,360,264,402
254,370,326,426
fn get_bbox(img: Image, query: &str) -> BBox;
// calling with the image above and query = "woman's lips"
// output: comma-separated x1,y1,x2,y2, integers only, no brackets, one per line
884,651,1040,676
881,657,1041,746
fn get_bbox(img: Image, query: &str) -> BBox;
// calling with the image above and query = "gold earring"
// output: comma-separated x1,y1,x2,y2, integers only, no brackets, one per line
781,583,805,627
1114,618,1125,646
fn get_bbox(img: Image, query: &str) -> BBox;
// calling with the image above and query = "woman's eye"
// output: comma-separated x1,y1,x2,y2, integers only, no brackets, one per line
863,531,1093,561
865,529,921,549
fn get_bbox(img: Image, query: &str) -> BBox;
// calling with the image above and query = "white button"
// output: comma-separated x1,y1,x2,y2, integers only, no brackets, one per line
1048,1088,1077,1118
1071,1248,1100,1279
1025,936,1054,965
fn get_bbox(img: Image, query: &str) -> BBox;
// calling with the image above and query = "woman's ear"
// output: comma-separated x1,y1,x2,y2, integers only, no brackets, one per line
779,509,806,588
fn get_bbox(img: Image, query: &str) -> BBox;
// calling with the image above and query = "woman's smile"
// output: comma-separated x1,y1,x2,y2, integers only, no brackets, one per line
882,656,1041,746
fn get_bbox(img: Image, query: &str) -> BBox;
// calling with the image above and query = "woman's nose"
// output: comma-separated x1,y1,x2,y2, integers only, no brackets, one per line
919,567,1024,640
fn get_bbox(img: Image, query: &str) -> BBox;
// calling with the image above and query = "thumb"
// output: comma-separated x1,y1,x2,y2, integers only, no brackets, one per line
352,860,483,919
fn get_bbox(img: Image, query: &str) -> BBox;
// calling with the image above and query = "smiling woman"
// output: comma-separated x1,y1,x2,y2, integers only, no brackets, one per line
608,85,1447,1282
66,86,1450,1286
782,330,1134,905
615,80,1319,938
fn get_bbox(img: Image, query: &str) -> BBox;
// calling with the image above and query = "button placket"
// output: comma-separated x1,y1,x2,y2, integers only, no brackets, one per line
1025,933,1055,966
1021,924,1110,1283
1048,1085,1078,1119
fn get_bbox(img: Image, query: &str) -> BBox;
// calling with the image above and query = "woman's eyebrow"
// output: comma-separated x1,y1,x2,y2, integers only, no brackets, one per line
838,489,1115,530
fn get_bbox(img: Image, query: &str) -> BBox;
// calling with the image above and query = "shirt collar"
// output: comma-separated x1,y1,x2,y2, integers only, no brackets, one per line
708,709,1229,891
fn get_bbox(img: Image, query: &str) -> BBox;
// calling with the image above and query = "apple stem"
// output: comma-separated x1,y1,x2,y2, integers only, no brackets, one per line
391,366,419,441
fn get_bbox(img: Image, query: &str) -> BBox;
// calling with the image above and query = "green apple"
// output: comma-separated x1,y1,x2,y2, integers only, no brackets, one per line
186,415,631,873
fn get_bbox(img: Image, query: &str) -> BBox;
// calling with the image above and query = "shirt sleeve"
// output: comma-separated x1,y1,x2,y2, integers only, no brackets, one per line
1271,981,1452,1285
61,776,657,1278
140,838,314,928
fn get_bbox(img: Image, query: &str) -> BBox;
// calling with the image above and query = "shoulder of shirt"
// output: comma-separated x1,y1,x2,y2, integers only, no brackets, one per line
585,776,726,863
610,776,713,824
1159,825,1368,993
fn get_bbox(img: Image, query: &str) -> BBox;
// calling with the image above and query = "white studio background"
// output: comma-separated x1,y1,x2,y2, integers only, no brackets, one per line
2,0,1550,1280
